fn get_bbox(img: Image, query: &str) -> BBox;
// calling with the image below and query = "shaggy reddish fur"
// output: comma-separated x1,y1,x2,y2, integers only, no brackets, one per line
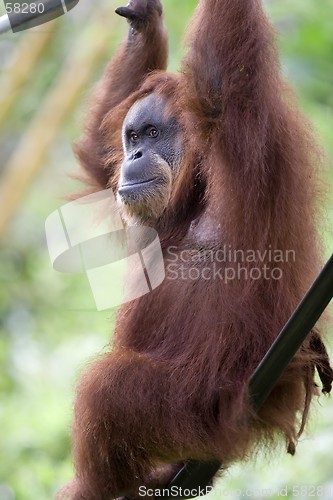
60,1,332,498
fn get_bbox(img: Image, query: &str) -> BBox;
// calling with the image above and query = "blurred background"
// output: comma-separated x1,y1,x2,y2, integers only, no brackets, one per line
0,0,332,498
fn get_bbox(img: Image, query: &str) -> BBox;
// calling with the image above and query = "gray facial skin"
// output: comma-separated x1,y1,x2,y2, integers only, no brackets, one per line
117,93,183,221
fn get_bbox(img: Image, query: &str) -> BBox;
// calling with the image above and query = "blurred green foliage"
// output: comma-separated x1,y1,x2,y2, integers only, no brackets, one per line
0,1,332,499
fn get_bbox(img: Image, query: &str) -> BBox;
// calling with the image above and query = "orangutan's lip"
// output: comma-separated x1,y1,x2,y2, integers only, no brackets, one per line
118,177,161,195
